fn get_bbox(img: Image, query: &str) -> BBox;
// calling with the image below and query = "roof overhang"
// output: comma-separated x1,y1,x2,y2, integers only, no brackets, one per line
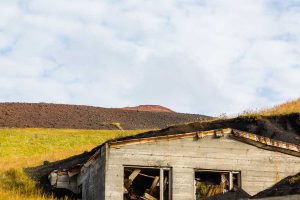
108,128,300,157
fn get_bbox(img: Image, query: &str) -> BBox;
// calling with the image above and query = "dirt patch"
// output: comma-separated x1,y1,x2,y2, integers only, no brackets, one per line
0,103,210,130
120,105,175,112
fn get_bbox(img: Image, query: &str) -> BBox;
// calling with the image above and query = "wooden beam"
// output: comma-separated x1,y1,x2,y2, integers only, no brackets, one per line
109,129,233,147
149,176,159,195
125,169,141,189
143,193,157,200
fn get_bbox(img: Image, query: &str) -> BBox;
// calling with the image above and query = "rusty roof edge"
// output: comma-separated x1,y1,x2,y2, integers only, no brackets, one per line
108,128,232,147
79,147,104,174
231,129,300,155
48,147,103,183
108,128,300,156
108,131,196,147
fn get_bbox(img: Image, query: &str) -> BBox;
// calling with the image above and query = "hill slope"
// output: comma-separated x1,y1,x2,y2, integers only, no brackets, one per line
259,98,300,115
0,103,210,130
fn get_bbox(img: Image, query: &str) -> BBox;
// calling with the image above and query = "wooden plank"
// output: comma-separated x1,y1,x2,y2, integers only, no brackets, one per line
124,169,141,189
129,169,141,181
143,193,157,200
149,176,160,195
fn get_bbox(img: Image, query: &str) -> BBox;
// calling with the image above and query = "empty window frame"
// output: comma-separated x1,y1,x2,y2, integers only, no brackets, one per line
195,169,241,199
124,166,172,200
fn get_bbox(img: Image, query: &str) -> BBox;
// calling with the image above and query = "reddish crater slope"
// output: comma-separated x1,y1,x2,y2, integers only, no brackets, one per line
120,105,175,113
0,103,210,130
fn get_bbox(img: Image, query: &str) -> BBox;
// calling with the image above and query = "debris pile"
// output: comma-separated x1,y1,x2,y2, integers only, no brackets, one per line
48,164,82,195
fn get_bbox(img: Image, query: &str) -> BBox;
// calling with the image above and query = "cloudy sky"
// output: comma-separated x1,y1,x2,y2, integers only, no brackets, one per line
0,0,300,116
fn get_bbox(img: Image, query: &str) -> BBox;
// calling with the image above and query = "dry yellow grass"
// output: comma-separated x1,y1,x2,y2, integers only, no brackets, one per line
0,128,146,199
239,98,300,117
258,98,300,116
0,189,58,200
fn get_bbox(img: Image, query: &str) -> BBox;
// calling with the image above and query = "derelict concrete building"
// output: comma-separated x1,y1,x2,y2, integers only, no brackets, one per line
49,126,300,200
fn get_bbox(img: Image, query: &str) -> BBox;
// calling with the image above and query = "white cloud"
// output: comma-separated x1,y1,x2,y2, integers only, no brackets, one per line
0,0,300,116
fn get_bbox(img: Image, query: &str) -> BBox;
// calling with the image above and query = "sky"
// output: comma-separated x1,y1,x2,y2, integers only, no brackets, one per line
0,0,300,116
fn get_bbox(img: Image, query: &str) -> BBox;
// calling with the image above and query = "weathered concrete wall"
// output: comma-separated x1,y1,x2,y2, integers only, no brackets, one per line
78,145,106,200
105,135,300,200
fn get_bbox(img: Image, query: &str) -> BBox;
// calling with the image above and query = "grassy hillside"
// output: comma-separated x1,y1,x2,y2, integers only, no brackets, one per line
240,98,300,117
258,98,300,116
0,128,146,200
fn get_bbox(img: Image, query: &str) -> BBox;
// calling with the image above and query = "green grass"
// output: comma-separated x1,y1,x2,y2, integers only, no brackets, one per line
0,128,147,199
0,128,142,158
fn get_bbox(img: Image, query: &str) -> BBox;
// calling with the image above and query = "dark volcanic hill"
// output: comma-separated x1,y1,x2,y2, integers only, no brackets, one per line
0,103,210,130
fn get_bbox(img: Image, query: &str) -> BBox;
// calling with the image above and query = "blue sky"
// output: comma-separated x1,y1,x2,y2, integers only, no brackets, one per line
0,0,300,116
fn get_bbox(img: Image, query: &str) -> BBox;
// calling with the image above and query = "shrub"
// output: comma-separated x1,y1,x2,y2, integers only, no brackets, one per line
289,175,300,185
43,160,50,165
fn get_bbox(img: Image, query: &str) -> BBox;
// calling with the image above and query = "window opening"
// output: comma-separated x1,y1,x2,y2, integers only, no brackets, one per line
195,170,241,199
124,166,171,200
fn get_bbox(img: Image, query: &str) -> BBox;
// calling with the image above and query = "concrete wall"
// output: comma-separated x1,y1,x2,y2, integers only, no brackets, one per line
104,135,300,200
78,145,106,200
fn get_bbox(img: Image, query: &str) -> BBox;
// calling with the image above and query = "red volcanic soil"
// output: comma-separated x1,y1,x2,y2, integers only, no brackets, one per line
120,105,175,113
0,103,210,130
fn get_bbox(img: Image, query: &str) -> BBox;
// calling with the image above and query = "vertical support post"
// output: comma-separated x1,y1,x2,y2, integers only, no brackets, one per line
169,169,172,200
194,179,196,200
237,172,241,188
229,172,233,190
160,168,164,200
